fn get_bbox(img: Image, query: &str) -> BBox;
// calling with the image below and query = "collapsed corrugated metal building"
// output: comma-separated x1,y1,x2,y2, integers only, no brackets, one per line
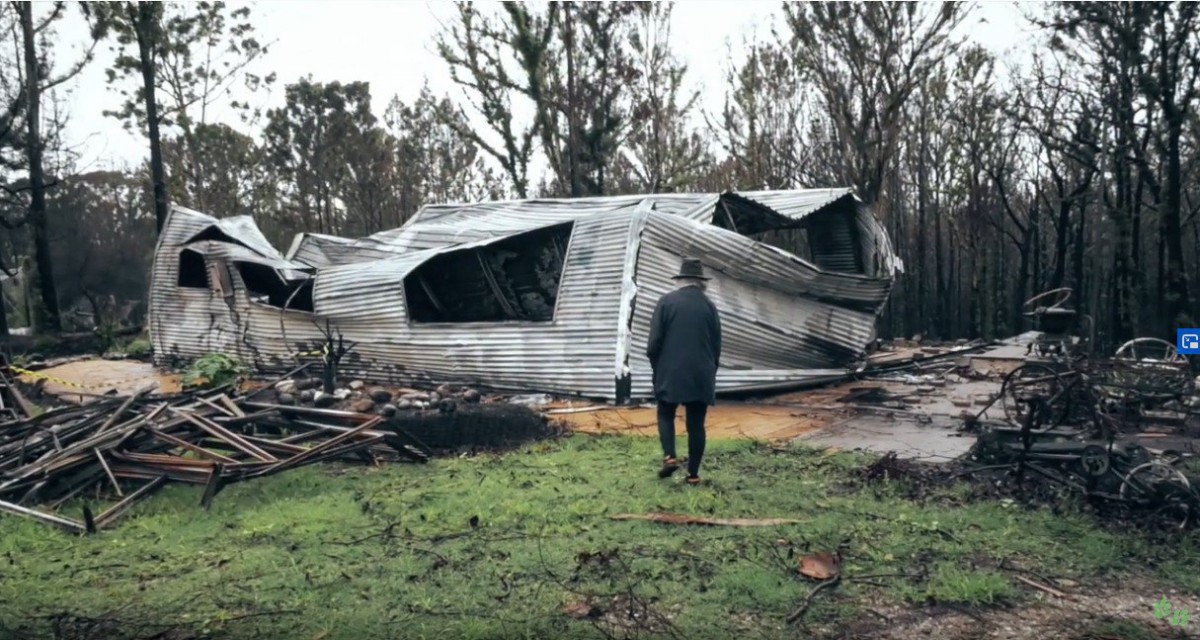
149,188,903,402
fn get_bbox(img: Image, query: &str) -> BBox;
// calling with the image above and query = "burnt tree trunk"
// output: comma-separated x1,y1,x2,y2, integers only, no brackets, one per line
19,3,61,333
1161,119,1194,328
131,2,169,234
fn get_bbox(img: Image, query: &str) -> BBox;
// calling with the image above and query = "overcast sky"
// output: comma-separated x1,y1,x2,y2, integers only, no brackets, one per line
51,0,1035,174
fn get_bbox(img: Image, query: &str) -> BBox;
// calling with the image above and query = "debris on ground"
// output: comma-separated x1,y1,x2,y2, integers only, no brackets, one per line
789,551,843,624
0,363,434,533
798,551,841,580
955,299,1200,529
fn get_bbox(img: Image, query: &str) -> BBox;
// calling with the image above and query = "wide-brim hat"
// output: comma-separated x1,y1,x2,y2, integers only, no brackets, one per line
671,257,710,280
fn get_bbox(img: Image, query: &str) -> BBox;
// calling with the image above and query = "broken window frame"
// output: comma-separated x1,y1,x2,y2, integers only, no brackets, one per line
177,248,209,289
208,259,234,299
232,260,316,314
403,221,576,325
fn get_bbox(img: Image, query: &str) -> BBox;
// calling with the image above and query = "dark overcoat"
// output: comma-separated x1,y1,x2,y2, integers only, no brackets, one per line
645,285,722,405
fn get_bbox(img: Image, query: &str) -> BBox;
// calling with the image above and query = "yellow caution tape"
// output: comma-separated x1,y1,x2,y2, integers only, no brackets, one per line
8,365,96,390
292,343,332,358
6,365,169,392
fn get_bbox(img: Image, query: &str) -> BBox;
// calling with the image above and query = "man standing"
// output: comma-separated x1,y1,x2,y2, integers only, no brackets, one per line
645,257,722,485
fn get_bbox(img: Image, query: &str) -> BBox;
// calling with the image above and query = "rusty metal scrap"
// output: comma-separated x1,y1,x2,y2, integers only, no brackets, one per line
0,382,430,534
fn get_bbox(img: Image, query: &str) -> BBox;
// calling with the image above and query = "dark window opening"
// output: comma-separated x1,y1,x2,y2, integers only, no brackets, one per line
178,249,208,288
752,227,814,263
804,209,864,273
234,261,315,312
405,222,573,323
712,195,864,274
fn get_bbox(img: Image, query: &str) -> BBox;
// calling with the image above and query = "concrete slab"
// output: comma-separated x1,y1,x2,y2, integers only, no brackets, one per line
793,413,977,461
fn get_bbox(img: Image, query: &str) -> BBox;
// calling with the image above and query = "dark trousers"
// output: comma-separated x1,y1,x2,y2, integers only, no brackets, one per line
657,400,708,477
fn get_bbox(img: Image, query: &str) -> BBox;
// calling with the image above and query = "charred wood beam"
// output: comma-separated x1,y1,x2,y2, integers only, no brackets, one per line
0,497,86,533
720,201,740,233
95,475,167,529
475,252,519,319
417,274,446,314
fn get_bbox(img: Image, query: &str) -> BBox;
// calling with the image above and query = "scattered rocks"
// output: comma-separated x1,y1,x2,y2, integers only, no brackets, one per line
462,389,481,404
313,392,336,408
295,378,322,391
400,392,430,402
275,379,297,394
277,392,296,406
395,399,413,410
369,388,393,403
437,398,457,414
429,392,441,405
333,388,352,401
300,389,315,404
436,384,454,397
379,404,398,417
350,398,375,413
348,380,365,391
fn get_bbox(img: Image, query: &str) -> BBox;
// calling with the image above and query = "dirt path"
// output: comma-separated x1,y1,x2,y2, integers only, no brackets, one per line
821,583,1198,639
553,403,841,441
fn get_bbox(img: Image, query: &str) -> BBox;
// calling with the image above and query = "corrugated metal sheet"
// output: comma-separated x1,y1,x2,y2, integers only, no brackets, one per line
187,240,311,273
734,188,855,222
150,207,327,369
150,188,900,401
625,212,887,398
307,213,636,396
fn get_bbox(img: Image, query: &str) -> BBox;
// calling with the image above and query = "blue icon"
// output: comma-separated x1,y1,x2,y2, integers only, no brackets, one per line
1180,329,1200,354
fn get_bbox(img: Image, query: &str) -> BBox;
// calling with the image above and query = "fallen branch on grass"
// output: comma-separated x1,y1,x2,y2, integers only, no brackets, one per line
1014,575,1076,600
786,574,841,624
609,513,801,527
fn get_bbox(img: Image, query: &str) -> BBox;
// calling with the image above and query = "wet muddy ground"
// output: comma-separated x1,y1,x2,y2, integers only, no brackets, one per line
15,358,182,403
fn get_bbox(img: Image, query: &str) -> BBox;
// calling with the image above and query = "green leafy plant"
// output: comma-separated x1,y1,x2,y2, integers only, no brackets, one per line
182,353,248,389
95,321,120,352
124,338,153,358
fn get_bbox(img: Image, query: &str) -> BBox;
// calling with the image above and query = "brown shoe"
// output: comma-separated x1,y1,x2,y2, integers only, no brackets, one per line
658,457,680,478
686,475,701,485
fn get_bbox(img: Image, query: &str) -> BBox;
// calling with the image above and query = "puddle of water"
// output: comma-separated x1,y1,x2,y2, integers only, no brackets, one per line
18,359,181,404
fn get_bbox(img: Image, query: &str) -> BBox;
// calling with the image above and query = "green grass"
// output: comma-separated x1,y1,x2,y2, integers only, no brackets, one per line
1074,619,1164,640
0,435,1196,640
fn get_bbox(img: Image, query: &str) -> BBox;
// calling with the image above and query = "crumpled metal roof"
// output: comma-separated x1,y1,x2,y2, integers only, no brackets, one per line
151,188,901,401
171,205,284,261
184,240,311,275
734,188,856,221
285,188,871,268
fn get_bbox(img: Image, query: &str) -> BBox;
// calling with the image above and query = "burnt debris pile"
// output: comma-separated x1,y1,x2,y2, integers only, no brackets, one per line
960,289,1200,529
0,366,434,534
